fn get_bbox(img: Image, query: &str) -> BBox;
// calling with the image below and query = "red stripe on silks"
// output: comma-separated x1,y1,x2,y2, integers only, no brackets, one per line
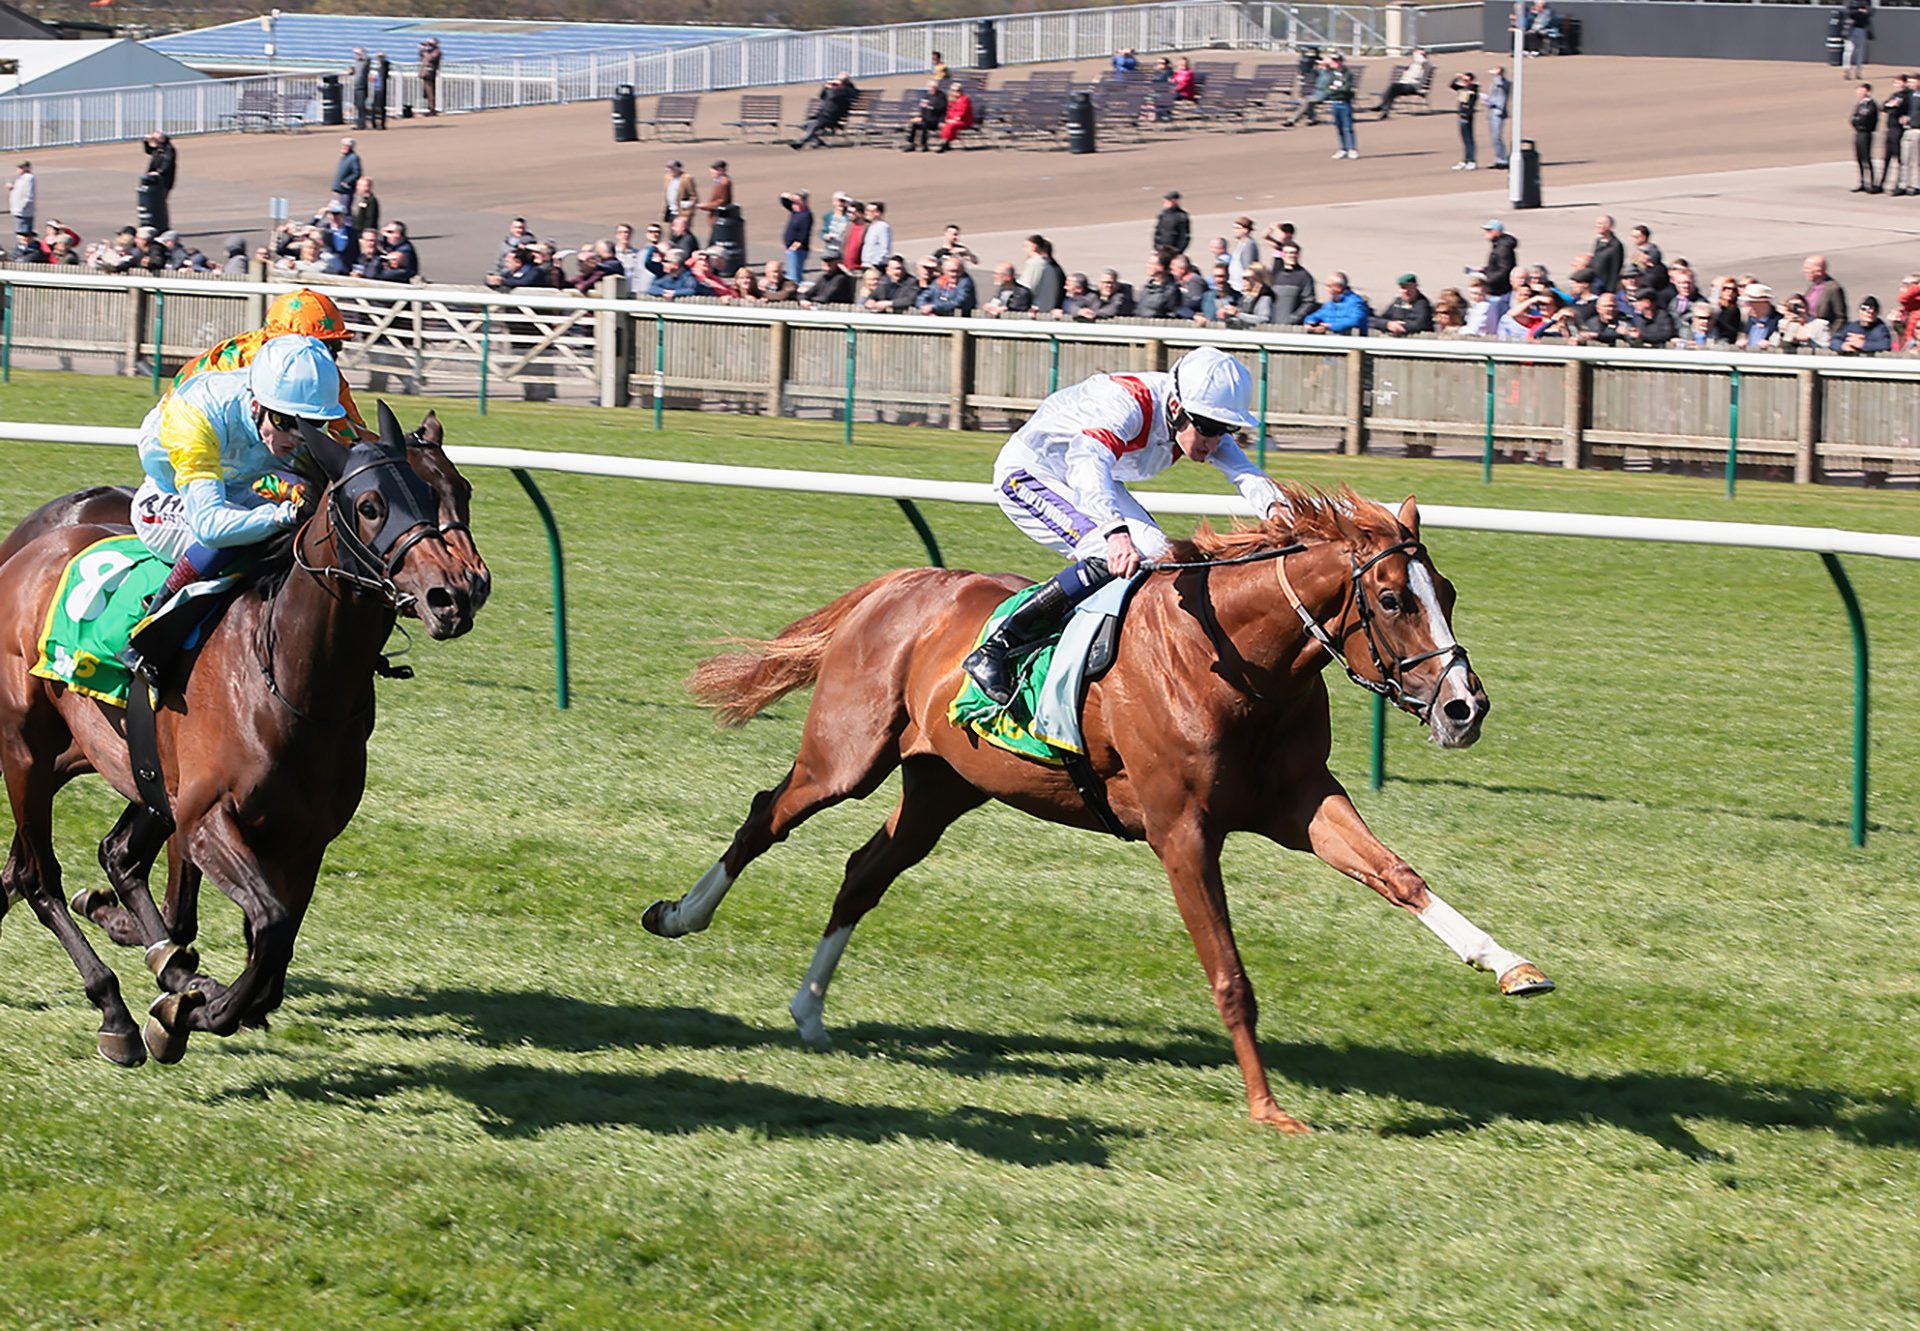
1085,428,1128,456
1107,375,1157,455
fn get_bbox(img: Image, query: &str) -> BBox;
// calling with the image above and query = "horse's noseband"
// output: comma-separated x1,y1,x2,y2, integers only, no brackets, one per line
1279,539,1471,720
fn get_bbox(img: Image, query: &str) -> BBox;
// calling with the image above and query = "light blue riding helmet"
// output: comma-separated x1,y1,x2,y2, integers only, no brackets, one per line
248,333,347,421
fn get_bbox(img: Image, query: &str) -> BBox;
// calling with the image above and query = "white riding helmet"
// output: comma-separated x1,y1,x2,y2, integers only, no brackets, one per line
1170,346,1260,431
249,333,347,421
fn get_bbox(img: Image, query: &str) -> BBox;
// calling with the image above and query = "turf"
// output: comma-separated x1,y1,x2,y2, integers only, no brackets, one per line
0,370,1916,1331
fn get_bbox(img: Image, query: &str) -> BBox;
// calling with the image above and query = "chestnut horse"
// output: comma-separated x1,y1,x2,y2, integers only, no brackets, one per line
0,405,483,1065
649,484,1552,1133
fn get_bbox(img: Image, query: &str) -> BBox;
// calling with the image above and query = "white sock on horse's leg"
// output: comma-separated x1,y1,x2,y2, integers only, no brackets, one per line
1417,892,1527,977
790,925,850,1049
663,859,734,936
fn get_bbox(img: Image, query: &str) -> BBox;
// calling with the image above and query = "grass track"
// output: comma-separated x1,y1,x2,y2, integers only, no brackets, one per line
0,371,1917,1330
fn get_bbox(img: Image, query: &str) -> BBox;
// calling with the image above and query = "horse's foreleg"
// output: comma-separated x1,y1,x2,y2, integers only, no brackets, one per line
1282,782,1553,997
1154,818,1310,1134
789,757,983,1049
144,811,315,1062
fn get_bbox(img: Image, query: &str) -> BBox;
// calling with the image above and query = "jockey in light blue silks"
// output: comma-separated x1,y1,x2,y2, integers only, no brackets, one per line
126,334,346,675
963,345,1286,705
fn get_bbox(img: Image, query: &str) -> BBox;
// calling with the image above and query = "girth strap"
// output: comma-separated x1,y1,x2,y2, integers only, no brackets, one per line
125,679,176,839
1061,751,1137,842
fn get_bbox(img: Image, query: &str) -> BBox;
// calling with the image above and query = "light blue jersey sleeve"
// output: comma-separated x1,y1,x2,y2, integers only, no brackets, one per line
181,478,296,549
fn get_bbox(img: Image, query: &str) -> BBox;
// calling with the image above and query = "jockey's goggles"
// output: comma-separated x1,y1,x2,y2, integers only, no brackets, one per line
1186,413,1233,439
262,408,309,434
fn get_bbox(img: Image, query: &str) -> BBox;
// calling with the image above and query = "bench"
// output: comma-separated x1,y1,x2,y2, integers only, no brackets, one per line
227,88,307,133
637,94,701,140
724,93,784,140
1380,62,1438,115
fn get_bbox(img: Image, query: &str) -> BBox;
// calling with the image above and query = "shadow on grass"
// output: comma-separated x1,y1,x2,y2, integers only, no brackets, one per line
215,1058,1130,1167
292,981,1920,1159
1389,773,1907,837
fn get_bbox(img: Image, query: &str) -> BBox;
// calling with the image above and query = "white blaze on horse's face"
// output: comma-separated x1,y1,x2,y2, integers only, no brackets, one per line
1407,560,1485,748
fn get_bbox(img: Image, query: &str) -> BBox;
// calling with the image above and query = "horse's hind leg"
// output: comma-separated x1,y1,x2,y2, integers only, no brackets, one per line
645,720,905,940
789,756,984,1049
1,730,145,1066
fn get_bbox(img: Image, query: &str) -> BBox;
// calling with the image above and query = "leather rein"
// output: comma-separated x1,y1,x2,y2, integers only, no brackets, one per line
1147,538,1469,720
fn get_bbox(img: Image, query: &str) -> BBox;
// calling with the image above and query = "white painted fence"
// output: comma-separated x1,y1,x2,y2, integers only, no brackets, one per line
0,421,1909,844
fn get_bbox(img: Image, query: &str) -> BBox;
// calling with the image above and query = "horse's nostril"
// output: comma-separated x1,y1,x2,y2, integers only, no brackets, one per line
426,587,456,613
1444,697,1475,724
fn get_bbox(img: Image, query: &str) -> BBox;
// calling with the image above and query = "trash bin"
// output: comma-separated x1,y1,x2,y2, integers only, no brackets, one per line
612,84,638,143
1827,9,1846,66
1514,139,1542,210
319,74,344,127
135,177,165,231
710,204,747,272
975,18,999,71
1065,89,1096,154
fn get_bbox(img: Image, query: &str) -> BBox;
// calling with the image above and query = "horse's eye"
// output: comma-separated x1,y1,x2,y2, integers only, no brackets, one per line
357,496,381,521
1378,591,1402,613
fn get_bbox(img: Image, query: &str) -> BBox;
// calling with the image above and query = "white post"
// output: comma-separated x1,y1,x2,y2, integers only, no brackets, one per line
1507,1,1525,207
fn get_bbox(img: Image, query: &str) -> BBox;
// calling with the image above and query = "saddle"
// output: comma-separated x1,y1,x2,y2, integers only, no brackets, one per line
948,574,1147,840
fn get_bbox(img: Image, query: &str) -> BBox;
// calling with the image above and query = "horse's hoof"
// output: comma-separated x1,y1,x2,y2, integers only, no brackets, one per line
143,991,202,1065
1253,1106,1313,1135
97,1028,147,1067
70,887,114,919
145,940,201,985
1498,962,1555,997
641,900,673,937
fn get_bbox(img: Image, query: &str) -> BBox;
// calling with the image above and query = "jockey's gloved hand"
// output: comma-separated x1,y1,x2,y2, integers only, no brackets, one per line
252,474,307,508
272,501,302,528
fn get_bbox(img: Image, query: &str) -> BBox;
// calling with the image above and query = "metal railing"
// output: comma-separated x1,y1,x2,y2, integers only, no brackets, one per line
0,420,1910,846
0,2,1476,151
5,269,1919,489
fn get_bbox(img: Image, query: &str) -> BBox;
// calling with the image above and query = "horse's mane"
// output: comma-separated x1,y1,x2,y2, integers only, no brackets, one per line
246,504,309,599
1166,482,1404,562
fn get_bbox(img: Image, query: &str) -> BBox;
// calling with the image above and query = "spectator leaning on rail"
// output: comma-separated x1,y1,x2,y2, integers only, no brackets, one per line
1372,273,1435,336
1301,273,1370,335
124,335,346,676
375,220,418,281
916,255,977,315
800,255,856,307
1832,295,1892,354
981,263,1033,317
961,345,1283,705
1022,235,1066,313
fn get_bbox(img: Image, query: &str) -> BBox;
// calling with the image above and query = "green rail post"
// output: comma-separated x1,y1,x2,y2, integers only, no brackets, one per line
510,468,570,710
1726,367,1741,500
477,306,491,416
844,325,857,445
1482,356,1495,485
1369,691,1387,790
1,280,12,384
150,290,166,396
1257,346,1271,469
652,314,666,432
1048,335,1060,394
1821,553,1868,847
894,499,944,567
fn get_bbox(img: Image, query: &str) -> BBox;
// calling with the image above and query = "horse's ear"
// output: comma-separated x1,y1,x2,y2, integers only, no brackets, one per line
416,409,443,448
296,418,350,481
376,400,405,448
1397,494,1420,538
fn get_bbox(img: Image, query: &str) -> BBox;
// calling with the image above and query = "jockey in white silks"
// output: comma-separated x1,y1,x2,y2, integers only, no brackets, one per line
963,345,1287,704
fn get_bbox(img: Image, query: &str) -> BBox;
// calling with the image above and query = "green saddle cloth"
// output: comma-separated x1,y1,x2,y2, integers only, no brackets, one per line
30,535,172,707
946,584,1070,766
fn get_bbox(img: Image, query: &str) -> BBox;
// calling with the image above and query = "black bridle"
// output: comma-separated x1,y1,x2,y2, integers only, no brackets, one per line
292,450,445,611
1275,538,1471,720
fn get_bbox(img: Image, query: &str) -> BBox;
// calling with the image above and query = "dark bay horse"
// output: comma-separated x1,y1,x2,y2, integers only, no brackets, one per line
649,484,1552,1133
0,411,490,998
0,406,482,1065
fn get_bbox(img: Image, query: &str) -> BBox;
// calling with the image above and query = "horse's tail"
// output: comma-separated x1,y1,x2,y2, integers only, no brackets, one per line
690,572,912,728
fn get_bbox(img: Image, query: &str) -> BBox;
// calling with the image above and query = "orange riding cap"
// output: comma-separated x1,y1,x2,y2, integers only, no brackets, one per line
170,288,367,440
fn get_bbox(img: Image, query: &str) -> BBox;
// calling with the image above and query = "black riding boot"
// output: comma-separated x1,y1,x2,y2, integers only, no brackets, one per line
962,558,1112,706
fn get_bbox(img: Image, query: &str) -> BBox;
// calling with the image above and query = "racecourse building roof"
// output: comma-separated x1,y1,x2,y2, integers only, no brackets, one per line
145,13,775,72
